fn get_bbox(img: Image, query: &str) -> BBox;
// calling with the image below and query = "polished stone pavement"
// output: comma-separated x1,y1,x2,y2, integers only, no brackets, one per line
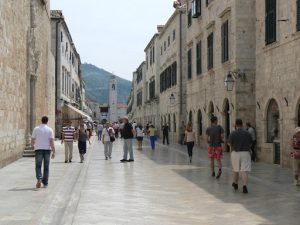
0,137,300,225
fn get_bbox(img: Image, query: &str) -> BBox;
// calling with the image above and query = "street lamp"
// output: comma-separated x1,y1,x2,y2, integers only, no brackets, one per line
224,71,246,92
170,93,176,105
224,73,235,91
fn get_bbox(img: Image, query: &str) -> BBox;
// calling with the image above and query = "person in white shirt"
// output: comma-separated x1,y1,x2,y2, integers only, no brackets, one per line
136,125,144,150
31,116,55,188
102,122,115,160
184,123,196,163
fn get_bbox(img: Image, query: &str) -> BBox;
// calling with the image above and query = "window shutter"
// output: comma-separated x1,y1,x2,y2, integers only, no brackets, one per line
196,41,202,75
265,0,276,44
222,20,229,63
207,33,214,70
188,49,192,79
297,0,300,31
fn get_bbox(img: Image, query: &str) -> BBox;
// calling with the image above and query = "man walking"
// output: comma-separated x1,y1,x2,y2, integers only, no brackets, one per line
162,123,170,145
228,119,253,194
62,120,76,163
31,116,55,188
120,116,135,163
246,122,256,161
206,116,224,179
97,122,104,141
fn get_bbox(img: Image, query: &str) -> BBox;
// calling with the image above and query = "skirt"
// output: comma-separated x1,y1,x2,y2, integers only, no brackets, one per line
78,141,87,154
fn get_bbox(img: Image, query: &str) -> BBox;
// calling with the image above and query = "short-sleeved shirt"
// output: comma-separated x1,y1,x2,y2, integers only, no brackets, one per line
123,123,133,139
97,124,103,131
32,124,54,151
185,131,195,143
136,127,144,137
228,128,252,152
78,130,88,142
149,127,156,137
248,127,256,141
63,126,75,142
206,125,224,147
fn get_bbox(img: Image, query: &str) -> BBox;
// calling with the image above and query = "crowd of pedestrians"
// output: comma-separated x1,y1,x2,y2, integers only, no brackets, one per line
31,114,300,192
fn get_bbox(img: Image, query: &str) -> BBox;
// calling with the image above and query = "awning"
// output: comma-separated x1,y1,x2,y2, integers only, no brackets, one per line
64,104,93,122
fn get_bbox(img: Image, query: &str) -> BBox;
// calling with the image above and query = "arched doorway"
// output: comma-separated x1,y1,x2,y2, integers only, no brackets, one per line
189,111,193,124
266,99,280,164
197,110,202,136
223,99,230,152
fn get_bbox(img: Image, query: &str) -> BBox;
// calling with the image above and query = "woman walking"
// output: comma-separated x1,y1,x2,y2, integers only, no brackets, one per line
136,125,144,150
184,123,196,163
149,125,156,150
102,122,115,160
290,127,300,186
77,124,91,163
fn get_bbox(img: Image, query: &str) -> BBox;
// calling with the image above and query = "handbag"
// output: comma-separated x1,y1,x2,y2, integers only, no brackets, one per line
110,135,115,142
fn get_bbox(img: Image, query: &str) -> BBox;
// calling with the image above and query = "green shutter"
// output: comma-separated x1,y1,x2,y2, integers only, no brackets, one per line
265,0,276,44
297,0,300,31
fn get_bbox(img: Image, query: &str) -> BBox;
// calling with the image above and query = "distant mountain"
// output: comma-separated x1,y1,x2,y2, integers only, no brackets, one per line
81,63,132,104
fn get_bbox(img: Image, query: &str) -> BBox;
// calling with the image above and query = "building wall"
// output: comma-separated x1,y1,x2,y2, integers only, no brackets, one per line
0,0,54,167
255,0,300,167
185,0,256,147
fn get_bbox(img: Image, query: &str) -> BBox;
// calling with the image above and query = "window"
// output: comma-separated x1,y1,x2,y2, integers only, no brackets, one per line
150,49,153,65
207,32,214,70
168,36,170,46
164,41,166,51
62,68,65,94
149,80,155,100
152,46,155,63
161,46,163,55
137,69,143,84
137,91,143,107
192,0,201,18
221,20,229,63
188,9,192,27
265,0,276,45
187,49,192,80
297,0,300,31
196,41,202,75
266,99,279,143
61,32,63,42
171,62,177,86
173,29,176,41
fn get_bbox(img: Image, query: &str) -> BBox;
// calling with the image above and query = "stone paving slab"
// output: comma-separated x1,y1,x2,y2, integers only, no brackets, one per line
0,137,300,225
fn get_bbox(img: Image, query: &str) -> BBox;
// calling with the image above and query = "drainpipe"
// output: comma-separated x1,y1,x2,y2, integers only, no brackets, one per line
55,20,61,136
179,11,183,118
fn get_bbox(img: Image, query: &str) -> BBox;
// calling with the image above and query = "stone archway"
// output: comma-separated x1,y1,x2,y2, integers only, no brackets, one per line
266,99,280,164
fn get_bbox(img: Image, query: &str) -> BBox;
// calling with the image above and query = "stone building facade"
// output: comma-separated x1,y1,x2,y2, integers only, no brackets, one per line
185,0,256,148
255,0,300,167
50,10,89,136
0,0,55,167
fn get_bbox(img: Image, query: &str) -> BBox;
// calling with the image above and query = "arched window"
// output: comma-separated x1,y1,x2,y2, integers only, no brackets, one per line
197,110,202,136
208,102,214,119
267,99,279,143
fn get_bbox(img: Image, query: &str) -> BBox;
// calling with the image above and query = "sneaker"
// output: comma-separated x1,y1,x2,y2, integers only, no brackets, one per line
212,172,215,177
120,159,128,163
128,159,134,162
64,160,68,163
232,183,238,191
243,185,248,194
109,156,112,159
69,160,72,163
36,180,42,188
42,183,48,188
216,169,222,179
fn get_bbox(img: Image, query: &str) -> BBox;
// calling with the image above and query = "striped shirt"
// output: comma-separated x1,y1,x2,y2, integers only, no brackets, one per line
62,126,75,142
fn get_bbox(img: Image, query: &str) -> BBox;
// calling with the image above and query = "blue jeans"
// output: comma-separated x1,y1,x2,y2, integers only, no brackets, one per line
98,130,102,140
150,136,156,150
35,150,51,186
123,139,133,160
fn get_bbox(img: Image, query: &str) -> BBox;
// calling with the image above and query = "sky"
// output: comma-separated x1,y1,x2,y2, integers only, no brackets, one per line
50,0,175,81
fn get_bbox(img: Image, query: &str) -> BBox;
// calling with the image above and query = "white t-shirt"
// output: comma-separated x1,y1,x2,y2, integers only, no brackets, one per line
185,131,195,143
32,124,54,151
136,127,144,137
102,127,115,142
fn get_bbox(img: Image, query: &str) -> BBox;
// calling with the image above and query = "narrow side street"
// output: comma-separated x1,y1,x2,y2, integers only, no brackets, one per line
0,137,300,225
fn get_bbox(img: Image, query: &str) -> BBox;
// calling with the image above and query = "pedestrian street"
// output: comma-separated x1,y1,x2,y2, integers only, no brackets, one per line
0,137,300,225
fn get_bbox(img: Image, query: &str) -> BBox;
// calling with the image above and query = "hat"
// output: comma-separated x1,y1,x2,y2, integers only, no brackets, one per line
294,127,300,135
123,116,129,121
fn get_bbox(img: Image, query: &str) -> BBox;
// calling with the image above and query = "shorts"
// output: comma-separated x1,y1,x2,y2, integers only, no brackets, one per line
136,136,143,141
293,158,300,174
231,151,251,172
208,147,223,159
78,141,87,154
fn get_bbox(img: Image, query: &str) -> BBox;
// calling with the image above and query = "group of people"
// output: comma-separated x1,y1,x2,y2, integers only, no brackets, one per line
30,114,300,191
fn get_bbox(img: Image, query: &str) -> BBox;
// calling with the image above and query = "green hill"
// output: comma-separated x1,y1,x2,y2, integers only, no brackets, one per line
81,63,132,104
